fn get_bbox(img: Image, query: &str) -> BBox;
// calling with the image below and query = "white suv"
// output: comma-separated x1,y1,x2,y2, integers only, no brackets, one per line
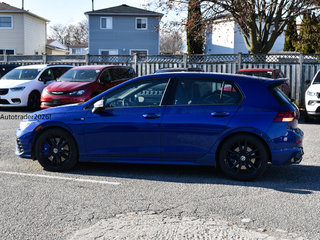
0,64,72,110
305,70,320,121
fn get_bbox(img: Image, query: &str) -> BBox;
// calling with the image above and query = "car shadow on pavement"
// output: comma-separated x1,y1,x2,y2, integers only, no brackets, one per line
0,107,33,113
67,162,320,194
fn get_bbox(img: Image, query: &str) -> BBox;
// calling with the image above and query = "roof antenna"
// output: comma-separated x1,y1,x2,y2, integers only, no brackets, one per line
22,0,24,10
92,0,94,11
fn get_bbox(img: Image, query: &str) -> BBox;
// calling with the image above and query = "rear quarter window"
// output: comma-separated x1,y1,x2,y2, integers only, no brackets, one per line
269,85,291,105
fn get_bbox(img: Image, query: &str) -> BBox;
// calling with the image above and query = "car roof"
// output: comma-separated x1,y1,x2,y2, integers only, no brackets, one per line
139,72,280,87
71,65,129,70
15,64,73,70
237,68,276,72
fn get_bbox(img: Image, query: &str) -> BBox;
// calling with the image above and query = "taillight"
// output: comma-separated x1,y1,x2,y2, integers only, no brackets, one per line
273,111,296,122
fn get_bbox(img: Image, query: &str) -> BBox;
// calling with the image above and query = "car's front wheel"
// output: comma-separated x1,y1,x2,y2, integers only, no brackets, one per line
27,91,40,111
218,134,268,181
35,128,78,171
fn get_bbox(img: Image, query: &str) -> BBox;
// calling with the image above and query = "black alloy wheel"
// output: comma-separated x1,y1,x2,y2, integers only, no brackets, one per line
35,128,78,171
218,134,268,181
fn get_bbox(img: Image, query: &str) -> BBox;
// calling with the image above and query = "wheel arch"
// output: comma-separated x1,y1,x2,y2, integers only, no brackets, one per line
214,131,272,169
31,125,79,160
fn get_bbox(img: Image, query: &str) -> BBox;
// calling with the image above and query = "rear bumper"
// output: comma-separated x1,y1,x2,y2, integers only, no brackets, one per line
271,147,304,165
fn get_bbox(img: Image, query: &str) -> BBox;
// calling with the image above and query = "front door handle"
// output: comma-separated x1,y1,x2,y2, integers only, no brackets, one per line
143,113,160,119
211,112,230,117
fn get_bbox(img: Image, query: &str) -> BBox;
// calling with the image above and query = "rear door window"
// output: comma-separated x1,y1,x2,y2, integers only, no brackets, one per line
173,77,243,105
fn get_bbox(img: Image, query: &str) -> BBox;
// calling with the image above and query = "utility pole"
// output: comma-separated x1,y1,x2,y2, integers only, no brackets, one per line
22,0,24,10
92,0,94,11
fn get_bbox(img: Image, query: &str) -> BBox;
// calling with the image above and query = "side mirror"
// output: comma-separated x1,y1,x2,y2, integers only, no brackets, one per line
92,99,105,114
305,80,311,85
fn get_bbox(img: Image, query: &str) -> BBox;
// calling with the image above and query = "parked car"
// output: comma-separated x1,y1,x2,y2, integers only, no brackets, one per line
236,68,291,97
15,72,304,181
155,67,204,73
0,64,20,78
40,65,136,108
0,64,73,110
305,70,320,121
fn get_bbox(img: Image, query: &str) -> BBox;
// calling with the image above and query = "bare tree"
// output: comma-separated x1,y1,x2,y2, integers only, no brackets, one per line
150,0,319,54
160,30,184,54
49,20,88,46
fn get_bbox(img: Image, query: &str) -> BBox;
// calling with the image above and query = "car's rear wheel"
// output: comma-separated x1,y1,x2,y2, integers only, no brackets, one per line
218,134,268,181
35,128,78,171
27,91,40,111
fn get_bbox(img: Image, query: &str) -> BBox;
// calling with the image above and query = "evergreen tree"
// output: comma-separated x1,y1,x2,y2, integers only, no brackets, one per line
186,0,204,54
284,18,298,52
297,12,320,54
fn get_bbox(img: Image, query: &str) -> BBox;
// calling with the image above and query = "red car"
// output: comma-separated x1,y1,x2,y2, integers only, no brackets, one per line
236,68,291,97
41,65,136,108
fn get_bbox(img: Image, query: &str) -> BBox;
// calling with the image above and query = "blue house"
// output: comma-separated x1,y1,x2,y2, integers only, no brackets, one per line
85,4,163,56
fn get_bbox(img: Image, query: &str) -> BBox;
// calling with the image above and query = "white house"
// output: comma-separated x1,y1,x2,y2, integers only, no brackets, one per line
0,2,49,55
205,16,285,54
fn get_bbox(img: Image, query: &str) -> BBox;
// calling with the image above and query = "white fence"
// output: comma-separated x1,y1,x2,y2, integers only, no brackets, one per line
2,53,320,106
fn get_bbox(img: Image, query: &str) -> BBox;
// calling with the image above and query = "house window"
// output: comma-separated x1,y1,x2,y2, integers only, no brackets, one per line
0,49,15,55
100,17,112,29
136,18,147,30
99,49,119,55
0,16,13,29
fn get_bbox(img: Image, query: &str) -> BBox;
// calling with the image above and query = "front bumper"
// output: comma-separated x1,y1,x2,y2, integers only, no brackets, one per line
41,94,89,109
0,89,28,107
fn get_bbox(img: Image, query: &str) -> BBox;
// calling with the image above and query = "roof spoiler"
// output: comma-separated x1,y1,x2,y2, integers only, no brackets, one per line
265,78,288,88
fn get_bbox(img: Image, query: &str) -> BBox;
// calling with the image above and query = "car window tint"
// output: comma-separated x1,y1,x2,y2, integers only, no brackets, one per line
40,69,55,80
103,77,169,108
99,69,112,82
52,67,71,79
173,77,242,105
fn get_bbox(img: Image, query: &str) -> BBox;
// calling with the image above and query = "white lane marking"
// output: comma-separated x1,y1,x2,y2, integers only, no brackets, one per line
0,170,121,185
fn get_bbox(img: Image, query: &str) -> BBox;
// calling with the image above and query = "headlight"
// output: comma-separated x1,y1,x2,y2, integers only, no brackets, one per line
19,120,37,131
307,91,317,96
68,90,86,95
43,88,49,94
11,87,25,92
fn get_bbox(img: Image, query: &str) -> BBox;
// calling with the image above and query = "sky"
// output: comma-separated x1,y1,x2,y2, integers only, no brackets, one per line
4,0,149,25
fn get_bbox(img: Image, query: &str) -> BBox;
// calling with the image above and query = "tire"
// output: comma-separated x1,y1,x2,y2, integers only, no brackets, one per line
35,128,78,171
218,134,268,181
304,112,316,123
27,91,40,111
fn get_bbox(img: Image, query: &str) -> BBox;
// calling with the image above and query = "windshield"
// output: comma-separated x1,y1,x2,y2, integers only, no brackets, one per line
2,68,40,80
312,70,320,84
59,69,100,82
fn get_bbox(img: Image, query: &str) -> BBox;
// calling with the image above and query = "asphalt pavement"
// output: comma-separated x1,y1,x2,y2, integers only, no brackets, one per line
0,108,319,239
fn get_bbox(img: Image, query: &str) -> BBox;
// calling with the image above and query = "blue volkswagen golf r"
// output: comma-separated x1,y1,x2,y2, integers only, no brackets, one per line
15,72,304,180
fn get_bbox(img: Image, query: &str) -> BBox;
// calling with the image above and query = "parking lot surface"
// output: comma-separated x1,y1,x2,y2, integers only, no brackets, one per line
0,108,319,239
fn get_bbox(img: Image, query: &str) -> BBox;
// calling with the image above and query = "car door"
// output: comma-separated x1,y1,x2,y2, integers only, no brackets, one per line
161,77,243,160
83,77,170,159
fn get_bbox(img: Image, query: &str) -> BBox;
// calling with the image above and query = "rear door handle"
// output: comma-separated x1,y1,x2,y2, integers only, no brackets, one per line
211,112,230,117
143,113,160,119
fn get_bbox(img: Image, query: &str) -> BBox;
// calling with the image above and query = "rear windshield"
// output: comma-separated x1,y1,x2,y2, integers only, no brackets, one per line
1,68,40,80
59,69,100,82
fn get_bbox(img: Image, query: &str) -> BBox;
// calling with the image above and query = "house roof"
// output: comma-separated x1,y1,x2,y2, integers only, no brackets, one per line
0,2,49,22
85,4,163,17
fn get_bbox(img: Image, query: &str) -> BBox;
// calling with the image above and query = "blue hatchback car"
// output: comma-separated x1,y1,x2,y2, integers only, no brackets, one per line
15,72,304,180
